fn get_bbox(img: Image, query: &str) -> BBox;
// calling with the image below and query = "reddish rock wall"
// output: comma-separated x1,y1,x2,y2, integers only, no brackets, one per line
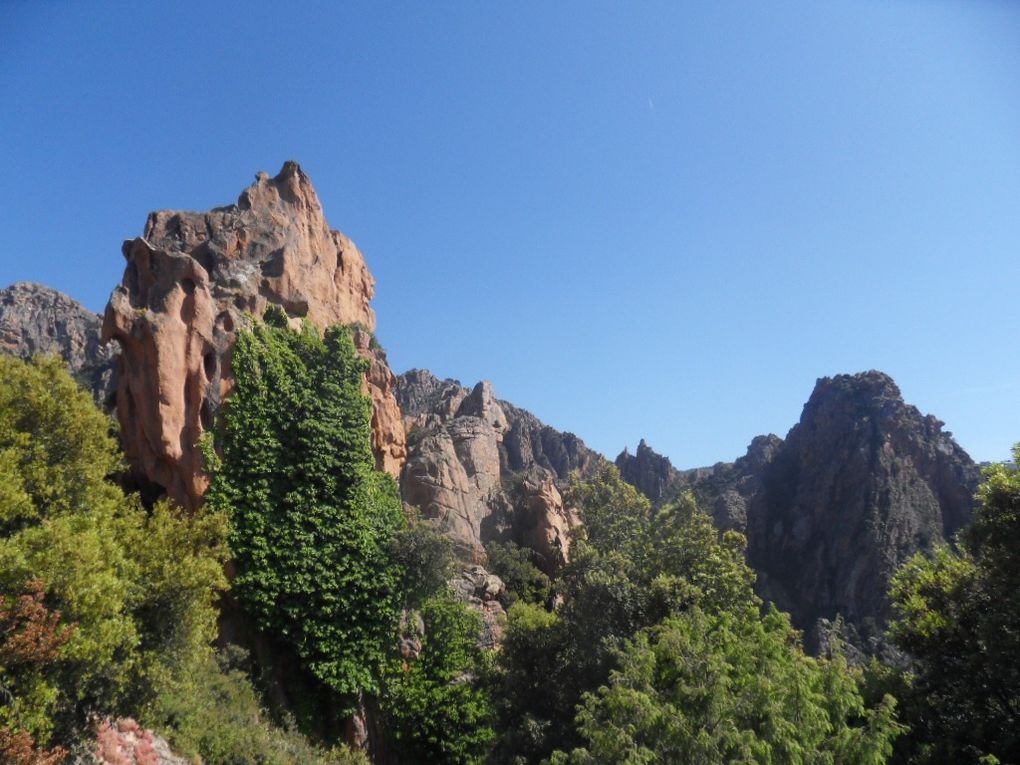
102,162,405,509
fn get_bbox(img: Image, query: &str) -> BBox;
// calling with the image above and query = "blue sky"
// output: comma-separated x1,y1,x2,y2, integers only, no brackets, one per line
2,1,1019,466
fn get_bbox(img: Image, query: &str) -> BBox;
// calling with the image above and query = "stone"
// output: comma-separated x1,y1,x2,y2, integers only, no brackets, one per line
516,474,580,575
745,371,979,633
614,371,980,645
91,718,188,765
101,162,406,509
397,369,599,565
0,282,117,404
450,566,507,649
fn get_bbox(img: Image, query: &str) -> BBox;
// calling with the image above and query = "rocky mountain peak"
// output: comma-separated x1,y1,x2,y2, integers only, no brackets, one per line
456,381,510,434
0,281,116,403
615,438,678,504
397,370,597,568
103,163,406,509
748,369,980,633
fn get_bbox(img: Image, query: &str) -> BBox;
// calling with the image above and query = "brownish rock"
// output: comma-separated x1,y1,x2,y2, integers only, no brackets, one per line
102,162,406,509
92,718,188,765
517,474,579,575
397,369,595,566
400,380,510,561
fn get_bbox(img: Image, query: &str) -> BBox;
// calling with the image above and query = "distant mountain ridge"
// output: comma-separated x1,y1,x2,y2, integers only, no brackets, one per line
617,370,981,639
0,170,984,658
0,280,982,646
397,368,601,571
0,281,117,404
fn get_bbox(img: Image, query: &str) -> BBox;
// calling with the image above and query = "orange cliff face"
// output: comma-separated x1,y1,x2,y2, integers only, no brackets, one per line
102,162,406,510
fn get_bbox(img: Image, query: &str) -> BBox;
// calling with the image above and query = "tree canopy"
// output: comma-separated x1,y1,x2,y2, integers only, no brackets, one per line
888,447,1020,764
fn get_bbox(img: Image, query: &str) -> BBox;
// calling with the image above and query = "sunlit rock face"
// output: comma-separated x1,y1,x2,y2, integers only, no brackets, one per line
397,369,596,568
102,162,406,509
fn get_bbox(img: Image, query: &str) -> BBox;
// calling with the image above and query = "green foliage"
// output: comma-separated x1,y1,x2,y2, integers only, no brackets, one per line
151,647,367,765
390,520,456,609
379,592,494,764
888,447,1020,764
0,356,230,750
484,541,551,607
491,465,760,761
0,356,121,533
206,318,407,700
550,606,902,764
493,465,899,763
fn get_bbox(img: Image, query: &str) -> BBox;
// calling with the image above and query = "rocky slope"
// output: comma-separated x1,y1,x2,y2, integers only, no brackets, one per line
746,371,979,633
102,162,406,509
0,282,116,404
617,371,980,637
397,369,601,570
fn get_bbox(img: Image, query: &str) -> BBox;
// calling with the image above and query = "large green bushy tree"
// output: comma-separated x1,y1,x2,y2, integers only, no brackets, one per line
206,312,495,763
205,312,407,700
888,448,1020,764
493,465,902,764
551,606,901,764
0,356,228,744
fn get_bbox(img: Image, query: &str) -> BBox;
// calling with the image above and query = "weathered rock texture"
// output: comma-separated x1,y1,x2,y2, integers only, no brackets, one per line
746,371,979,633
397,369,598,569
101,162,406,509
0,282,116,404
450,565,507,649
91,718,188,765
617,371,980,639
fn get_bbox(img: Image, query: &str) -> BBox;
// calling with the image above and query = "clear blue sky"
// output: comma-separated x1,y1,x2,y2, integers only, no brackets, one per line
2,1,1019,466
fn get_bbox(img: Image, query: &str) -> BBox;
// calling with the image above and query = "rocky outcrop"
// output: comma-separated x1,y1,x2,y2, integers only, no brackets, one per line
746,371,979,633
102,162,406,509
400,378,513,562
615,439,682,505
91,718,188,765
615,434,782,532
0,282,116,404
397,369,599,568
616,372,979,640
450,565,507,649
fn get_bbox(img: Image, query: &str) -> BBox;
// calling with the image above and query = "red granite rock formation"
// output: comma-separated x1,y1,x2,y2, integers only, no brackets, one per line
102,162,406,509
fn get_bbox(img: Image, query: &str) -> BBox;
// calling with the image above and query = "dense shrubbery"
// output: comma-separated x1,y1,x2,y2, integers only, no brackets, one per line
5,335,1020,765
484,541,552,607
207,313,493,762
0,355,362,763
886,450,1020,764
205,314,407,700
490,465,902,764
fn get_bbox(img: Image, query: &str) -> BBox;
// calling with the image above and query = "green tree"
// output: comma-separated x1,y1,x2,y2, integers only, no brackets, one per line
0,356,229,746
379,592,494,764
550,606,902,765
888,447,1020,764
484,541,552,607
491,465,759,761
205,315,407,702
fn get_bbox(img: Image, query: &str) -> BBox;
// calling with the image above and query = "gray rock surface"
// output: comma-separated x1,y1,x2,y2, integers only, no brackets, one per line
0,282,117,404
397,369,599,568
616,371,980,640
746,371,979,633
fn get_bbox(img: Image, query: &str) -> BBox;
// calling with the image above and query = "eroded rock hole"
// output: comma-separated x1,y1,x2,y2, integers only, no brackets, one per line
203,350,217,380
200,398,214,431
